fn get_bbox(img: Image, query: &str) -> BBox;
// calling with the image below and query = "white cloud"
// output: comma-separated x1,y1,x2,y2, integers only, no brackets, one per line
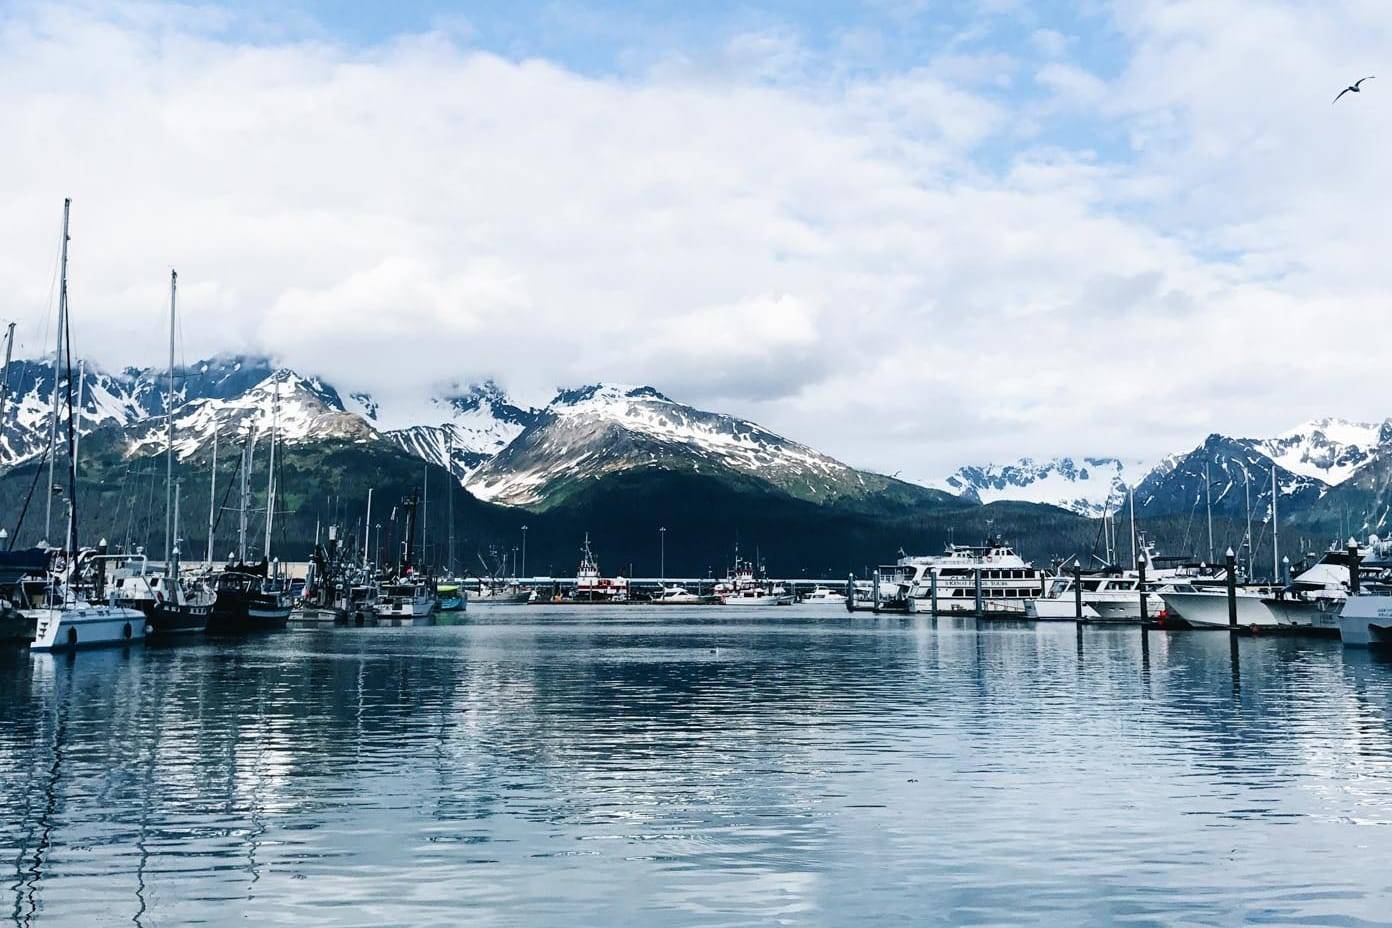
0,1,1389,487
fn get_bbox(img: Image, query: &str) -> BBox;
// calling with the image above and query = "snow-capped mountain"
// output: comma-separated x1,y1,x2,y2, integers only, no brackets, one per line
935,457,1139,516
0,354,276,464
123,370,373,461
377,382,539,479
464,383,906,509
1131,434,1326,519
1257,418,1392,485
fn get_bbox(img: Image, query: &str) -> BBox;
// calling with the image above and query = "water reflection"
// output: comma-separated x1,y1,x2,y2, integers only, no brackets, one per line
1,611,1392,925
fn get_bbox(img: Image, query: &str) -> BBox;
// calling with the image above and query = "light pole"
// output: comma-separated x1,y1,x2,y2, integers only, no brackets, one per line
512,546,519,579
659,526,666,585
521,525,528,578
375,523,382,568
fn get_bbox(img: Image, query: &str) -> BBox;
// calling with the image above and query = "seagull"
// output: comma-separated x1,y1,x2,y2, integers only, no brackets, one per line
1334,76,1375,103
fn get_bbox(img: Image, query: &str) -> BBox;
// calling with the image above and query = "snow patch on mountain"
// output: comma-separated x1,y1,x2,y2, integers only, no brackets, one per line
465,383,879,508
124,371,373,461
378,381,539,478
934,457,1143,516
1258,417,1389,485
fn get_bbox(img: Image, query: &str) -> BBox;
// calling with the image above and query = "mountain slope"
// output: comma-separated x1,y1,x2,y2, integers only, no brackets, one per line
379,382,539,478
464,384,930,511
937,457,1136,517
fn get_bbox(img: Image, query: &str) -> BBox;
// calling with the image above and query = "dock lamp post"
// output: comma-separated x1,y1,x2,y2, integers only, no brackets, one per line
521,525,528,579
659,526,666,584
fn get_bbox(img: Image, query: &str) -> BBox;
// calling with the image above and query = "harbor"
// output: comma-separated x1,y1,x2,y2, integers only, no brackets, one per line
7,607,1392,926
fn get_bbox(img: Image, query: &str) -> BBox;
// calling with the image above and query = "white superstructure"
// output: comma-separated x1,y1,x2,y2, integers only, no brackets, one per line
898,540,1049,615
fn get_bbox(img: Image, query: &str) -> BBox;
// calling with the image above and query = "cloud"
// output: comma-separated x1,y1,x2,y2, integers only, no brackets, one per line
0,0,1388,486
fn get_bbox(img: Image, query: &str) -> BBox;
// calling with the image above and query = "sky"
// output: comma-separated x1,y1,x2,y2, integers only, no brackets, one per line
1,0,1390,483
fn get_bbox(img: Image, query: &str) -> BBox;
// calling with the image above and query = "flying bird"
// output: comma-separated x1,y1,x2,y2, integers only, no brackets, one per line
1334,76,1375,103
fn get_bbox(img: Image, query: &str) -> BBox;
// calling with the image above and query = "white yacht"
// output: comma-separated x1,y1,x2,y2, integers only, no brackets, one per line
901,540,1049,615
800,586,847,607
1025,575,1101,620
1158,583,1280,629
1339,592,1392,647
1264,547,1360,631
652,586,713,605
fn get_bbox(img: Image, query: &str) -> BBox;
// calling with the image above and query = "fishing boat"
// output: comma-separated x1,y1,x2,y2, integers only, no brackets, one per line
107,554,212,636
473,583,531,605
371,490,437,624
714,558,792,606
437,582,465,612
569,535,629,603
209,561,293,631
208,372,293,632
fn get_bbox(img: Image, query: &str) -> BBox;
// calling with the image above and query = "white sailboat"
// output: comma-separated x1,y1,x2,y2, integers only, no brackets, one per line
28,199,146,652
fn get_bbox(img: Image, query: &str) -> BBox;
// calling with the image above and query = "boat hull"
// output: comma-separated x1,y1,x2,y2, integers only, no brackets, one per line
1263,596,1343,631
1024,598,1098,620
208,595,292,632
28,605,147,651
1339,595,1392,647
1159,591,1277,629
134,600,211,636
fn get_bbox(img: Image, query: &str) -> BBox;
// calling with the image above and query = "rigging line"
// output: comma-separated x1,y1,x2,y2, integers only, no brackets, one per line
10,444,50,549
209,434,244,545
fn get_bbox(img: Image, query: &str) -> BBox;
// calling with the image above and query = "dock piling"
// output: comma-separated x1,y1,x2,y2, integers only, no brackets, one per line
1073,562,1082,622
1349,540,1361,595
930,571,938,617
974,568,983,616
1225,548,1238,629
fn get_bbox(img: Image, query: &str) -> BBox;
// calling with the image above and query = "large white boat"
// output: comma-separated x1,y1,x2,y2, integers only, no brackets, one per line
1339,592,1392,647
30,601,147,651
651,585,716,605
1262,545,1368,632
1158,584,1280,629
901,540,1050,615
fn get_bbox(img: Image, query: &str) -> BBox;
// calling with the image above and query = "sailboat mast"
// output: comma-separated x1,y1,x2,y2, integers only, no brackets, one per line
421,462,428,570
1244,469,1252,581
446,432,454,576
1128,487,1137,569
46,198,70,545
165,269,177,569
1271,464,1280,582
263,373,278,562
1205,461,1214,564
72,360,85,473
205,428,218,567
363,487,373,569
0,322,14,453
238,429,253,563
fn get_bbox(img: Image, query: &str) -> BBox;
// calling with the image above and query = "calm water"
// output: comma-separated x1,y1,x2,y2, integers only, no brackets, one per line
4,608,1392,926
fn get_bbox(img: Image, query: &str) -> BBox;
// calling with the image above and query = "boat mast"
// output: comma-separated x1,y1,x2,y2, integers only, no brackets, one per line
60,268,78,572
238,428,254,563
421,462,428,570
363,487,373,569
0,321,14,444
1244,469,1252,582
1271,464,1280,582
263,373,278,562
205,428,218,567
1204,461,1214,564
72,360,85,473
446,432,454,576
45,198,71,546
1128,487,1137,569
165,269,177,572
